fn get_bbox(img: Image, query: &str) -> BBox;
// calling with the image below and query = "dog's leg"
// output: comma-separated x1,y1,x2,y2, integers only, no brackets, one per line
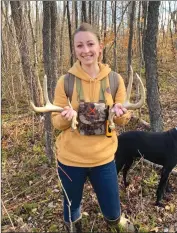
123,158,134,187
115,151,126,175
156,167,171,206
165,179,173,193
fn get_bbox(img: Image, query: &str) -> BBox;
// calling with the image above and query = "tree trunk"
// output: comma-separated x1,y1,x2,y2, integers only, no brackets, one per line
74,1,78,29
113,1,117,72
142,1,148,66
102,1,107,63
59,2,67,75
89,1,92,24
92,2,95,25
169,2,176,59
50,1,58,97
66,1,73,66
81,1,87,22
10,1,42,107
42,1,54,163
27,2,44,106
127,1,136,79
144,1,163,132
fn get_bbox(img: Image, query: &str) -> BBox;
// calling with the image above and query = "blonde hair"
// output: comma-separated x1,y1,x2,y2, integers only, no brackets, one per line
73,23,100,42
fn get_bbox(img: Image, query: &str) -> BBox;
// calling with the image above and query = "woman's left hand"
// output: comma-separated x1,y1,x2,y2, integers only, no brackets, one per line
111,103,127,117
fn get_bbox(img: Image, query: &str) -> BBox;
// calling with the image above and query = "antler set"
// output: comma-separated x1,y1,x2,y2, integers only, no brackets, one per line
30,67,145,130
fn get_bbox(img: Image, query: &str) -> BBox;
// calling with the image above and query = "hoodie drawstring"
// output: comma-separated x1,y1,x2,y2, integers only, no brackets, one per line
89,78,97,102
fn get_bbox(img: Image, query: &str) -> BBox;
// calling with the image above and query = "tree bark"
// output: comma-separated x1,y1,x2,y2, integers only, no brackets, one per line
127,1,136,79
74,1,78,29
50,1,58,98
142,1,148,66
59,2,67,75
10,1,42,107
81,1,87,22
66,1,73,66
144,1,163,132
88,1,91,24
113,1,117,72
27,2,44,106
102,1,107,64
42,1,56,163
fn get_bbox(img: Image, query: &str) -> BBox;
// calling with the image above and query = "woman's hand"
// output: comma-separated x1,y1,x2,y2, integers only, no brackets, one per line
111,103,127,117
61,106,77,121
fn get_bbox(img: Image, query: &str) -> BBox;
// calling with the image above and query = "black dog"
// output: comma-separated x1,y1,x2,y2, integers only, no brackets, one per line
115,128,177,206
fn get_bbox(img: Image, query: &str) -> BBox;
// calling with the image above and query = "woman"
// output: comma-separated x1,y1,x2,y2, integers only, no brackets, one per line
52,23,131,232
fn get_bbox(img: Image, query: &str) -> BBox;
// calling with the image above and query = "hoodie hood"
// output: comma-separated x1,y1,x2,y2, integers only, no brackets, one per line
68,60,111,81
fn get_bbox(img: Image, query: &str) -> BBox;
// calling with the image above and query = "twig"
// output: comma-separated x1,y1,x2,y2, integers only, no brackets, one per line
2,200,15,231
131,114,150,129
129,154,144,173
140,152,144,211
58,165,72,182
91,218,96,232
56,160,73,232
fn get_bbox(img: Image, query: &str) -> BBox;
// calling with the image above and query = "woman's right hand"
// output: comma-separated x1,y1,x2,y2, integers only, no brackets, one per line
61,106,77,121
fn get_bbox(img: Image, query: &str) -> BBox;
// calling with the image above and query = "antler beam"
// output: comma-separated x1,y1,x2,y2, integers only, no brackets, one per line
108,66,145,129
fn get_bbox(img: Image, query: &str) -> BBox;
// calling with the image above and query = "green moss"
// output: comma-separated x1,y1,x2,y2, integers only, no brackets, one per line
23,202,38,213
143,169,158,187
48,224,59,232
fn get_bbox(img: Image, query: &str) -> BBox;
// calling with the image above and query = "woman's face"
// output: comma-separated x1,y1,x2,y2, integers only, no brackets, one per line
74,31,102,66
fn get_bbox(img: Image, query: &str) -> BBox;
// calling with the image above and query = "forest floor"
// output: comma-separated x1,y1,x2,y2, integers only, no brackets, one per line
1,63,177,232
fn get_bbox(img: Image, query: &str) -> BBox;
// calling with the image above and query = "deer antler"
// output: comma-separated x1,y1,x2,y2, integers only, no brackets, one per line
30,75,78,130
108,66,145,129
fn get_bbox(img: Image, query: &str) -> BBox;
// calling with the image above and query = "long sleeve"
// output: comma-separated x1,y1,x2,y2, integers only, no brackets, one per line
114,74,132,126
51,76,72,131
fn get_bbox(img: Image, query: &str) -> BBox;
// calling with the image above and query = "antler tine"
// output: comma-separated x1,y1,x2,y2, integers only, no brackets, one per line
109,66,145,129
30,75,64,113
126,65,133,102
123,71,145,110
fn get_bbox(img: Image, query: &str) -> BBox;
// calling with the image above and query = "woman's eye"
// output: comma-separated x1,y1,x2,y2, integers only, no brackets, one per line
88,43,94,47
77,45,82,48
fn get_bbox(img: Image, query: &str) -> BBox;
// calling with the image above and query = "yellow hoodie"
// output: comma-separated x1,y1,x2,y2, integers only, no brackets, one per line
51,61,131,167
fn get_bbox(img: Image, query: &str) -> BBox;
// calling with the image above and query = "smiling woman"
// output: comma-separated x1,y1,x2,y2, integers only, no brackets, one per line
51,22,132,232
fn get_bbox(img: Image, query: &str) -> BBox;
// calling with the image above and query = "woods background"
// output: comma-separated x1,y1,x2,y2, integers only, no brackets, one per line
1,1,177,233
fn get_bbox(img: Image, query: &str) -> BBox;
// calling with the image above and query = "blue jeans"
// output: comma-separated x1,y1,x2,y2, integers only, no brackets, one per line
57,160,121,223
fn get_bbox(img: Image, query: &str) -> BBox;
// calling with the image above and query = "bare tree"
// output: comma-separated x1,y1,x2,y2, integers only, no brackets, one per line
92,1,95,25
102,1,107,63
168,2,177,59
66,1,73,66
142,1,148,66
42,1,58,162
144,1,163,132
27,2,44,106
137,2,143,73
74,0,78,29
50,1,58,95
59,2,67,75
81,1,87,22
127,1,136,79
113,1,117,72
10,1,43,107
